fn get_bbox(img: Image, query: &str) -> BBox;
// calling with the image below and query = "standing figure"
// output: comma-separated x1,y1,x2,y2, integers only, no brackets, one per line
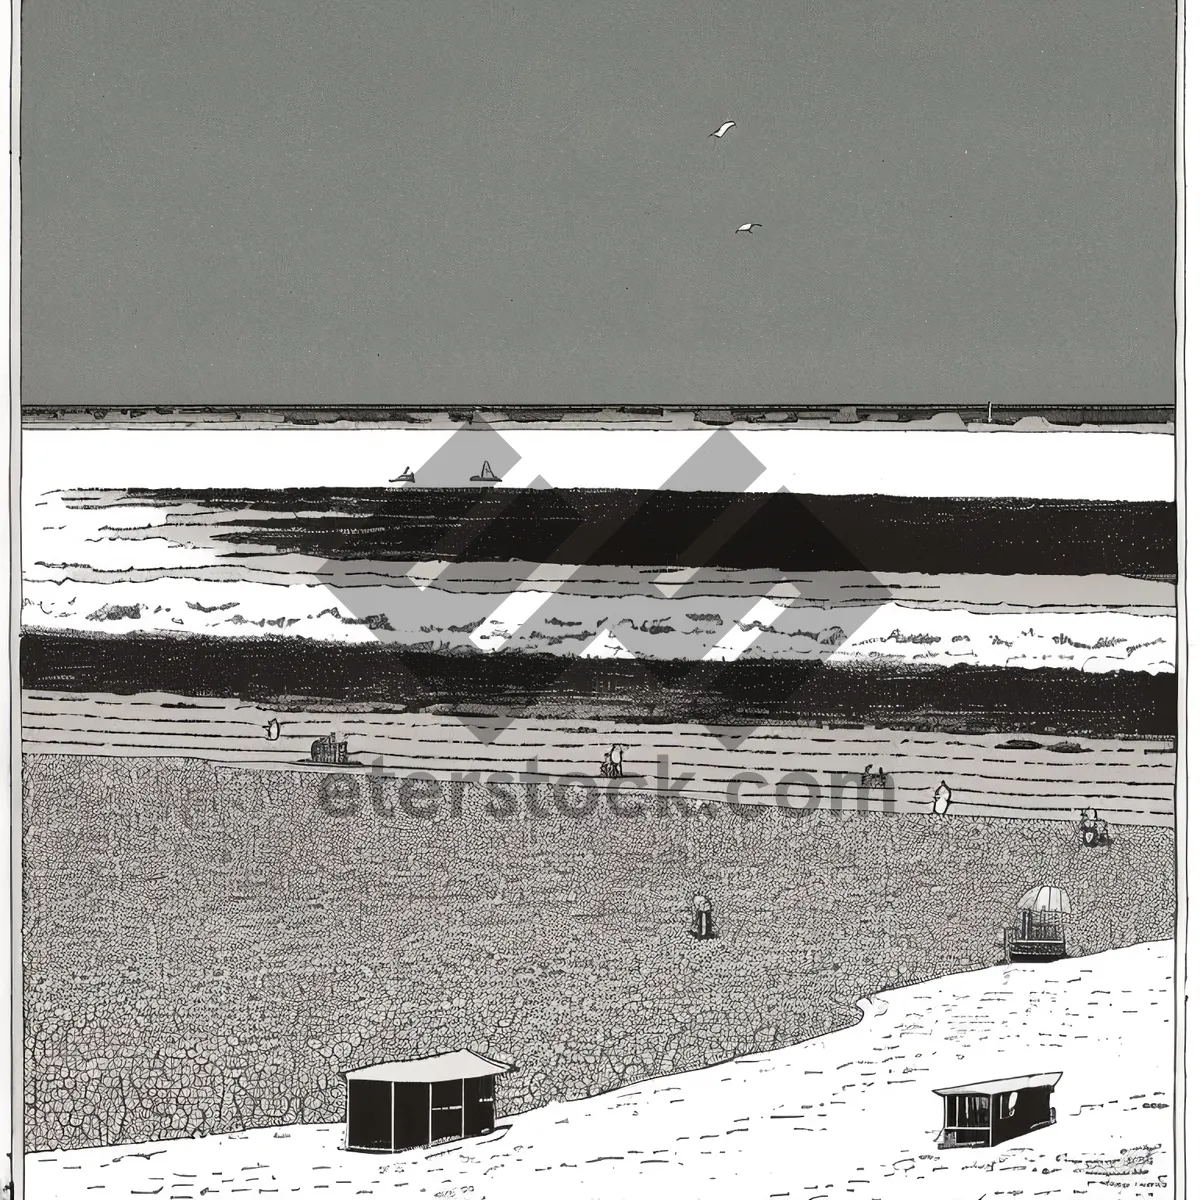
690,894,715,940
932,781,952,815
1080,808,1100,846
265,718,280,742
610,744,624,778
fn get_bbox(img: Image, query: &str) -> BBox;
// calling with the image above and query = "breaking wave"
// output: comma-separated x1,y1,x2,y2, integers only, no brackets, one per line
20,577,1175,674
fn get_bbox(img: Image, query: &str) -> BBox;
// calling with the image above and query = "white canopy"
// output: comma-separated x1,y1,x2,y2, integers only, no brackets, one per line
1016,885,1071,914
345,1050,513,1083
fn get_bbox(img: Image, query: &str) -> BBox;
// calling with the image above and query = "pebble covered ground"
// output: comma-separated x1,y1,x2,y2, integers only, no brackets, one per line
25,941,1174,1199
23,754,1174,1153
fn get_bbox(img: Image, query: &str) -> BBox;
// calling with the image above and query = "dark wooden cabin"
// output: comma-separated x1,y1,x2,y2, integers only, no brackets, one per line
344,1050,513,1153
934,1071,1061,1148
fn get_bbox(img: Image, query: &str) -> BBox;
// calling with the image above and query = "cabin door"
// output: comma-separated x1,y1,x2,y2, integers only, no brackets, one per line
392,1083,429,1152
347,1080,392,1151
464,1076,496,1136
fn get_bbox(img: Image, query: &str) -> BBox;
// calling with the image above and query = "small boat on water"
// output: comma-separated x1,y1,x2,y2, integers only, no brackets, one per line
389,466,416,484
470,460,502,483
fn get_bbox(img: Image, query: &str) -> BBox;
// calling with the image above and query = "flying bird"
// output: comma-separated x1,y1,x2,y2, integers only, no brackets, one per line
710,120,735,138
735,222,762,234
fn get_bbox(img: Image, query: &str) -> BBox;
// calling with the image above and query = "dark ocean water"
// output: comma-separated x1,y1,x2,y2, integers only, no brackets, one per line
22,488,1177,732
97,488,1175,574
21,632,1177,737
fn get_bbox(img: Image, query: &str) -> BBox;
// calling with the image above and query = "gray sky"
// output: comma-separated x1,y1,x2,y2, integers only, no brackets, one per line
22,0,1175,411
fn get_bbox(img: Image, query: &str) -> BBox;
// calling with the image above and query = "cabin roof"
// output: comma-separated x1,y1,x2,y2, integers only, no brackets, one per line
344,1050,513,1083
934,1071,1062,1096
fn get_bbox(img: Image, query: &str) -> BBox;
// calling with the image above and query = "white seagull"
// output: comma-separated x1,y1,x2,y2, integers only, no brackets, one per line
735,222,762,234
710,120,735,138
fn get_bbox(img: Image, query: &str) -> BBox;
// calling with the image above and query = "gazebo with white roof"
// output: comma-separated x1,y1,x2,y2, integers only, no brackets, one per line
1004,884,1072,964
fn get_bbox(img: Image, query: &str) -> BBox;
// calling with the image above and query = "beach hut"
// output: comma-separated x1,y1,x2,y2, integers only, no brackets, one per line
344,1050,513,1153
934,1071,1061,1148
1004,885,1071,964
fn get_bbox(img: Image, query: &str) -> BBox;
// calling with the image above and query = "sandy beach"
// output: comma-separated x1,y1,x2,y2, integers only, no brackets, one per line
25,940,1173,1200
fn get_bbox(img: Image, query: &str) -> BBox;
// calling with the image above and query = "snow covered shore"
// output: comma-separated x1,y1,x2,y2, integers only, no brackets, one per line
27,941,1173,1200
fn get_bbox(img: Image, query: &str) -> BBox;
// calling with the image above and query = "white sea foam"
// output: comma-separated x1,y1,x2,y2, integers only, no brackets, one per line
22,489,1175,672
19,575,1175,672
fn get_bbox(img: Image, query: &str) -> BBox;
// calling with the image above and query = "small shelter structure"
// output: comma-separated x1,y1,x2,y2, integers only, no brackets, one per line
1004,885,1070,964
344,1050,513,1153
934,1071,1061,1148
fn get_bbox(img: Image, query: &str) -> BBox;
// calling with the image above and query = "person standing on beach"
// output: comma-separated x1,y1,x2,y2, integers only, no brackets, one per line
932,781,952,814
691,894,714,939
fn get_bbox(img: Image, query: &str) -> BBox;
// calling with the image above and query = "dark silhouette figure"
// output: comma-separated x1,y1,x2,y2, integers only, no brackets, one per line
600,744,625,778
311,732,349,764
1079,807,1111,847
861,763,890,791
690,894,715,940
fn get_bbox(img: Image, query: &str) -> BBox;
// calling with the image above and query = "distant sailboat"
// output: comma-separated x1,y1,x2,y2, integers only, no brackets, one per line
265,719,281,741
471,460,502,483
389,466,416,484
